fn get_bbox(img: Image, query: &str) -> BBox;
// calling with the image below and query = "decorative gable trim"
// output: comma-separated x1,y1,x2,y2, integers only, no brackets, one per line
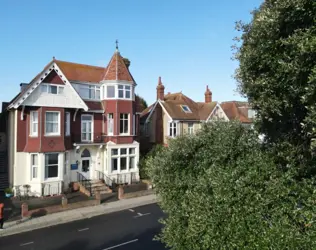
145,100,173,123
8,62,88,111
206,103,229,122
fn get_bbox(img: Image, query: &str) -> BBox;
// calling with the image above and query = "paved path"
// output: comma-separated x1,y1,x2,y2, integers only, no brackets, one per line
0,203,167,250
0,194,158,237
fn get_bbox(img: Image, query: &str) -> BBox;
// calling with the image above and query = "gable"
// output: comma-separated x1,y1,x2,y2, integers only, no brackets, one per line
9,62,88,111
207,104,229,121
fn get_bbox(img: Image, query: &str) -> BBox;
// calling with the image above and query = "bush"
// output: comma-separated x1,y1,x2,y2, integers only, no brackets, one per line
4,187,13,194
138,144,163,180
148,121,316,249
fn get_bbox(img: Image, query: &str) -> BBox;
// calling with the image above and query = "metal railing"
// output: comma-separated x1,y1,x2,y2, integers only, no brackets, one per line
115,172,138,185
77,172,92,196
95,170,113,188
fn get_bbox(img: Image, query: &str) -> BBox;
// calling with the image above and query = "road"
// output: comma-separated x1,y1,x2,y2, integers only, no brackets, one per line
0,203,167,250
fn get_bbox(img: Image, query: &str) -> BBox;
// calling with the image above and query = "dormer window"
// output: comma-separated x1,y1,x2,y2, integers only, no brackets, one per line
79,84,100,100
181,105,191,113
41,84,64,95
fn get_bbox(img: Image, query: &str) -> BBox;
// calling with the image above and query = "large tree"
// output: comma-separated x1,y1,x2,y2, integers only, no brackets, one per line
234,0,316,171
148,122,316,249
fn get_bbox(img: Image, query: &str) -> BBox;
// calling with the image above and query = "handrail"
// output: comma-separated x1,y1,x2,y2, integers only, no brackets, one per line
77,172,92,196
95,170,113,188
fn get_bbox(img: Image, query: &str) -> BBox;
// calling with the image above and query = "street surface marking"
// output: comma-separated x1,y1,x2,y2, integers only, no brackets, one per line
134,213,151,218
128,209,135,212
103,239,139,250
20,242,34,246
78,228,89,232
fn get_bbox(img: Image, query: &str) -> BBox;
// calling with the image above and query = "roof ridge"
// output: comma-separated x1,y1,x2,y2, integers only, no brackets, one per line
55,59,105,69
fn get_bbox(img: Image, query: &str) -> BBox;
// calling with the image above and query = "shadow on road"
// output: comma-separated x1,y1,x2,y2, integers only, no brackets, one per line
57,239,90,250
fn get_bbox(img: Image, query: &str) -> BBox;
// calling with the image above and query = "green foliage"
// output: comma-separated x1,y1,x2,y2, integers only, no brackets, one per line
135,94,148,110
148,121,316,249
234,0,316,170
139,144,163,179
4,187,13,194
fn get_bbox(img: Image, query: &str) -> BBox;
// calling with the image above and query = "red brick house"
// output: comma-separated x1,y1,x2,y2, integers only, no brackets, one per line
5,48,141,196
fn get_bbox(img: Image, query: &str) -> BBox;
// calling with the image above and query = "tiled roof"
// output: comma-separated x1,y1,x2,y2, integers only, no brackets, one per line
84,101,103,111
143,92,217,121
102,51,135,83
221,101,252,123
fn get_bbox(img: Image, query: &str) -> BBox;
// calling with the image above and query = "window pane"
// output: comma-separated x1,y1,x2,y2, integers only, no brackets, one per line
112,158,118,171
96,89,100,99
47,165,58,178
121,157,127,170
125,90,131,98
46,154,58,165
82,115,92,121
118,85,124,90
46,112,58,122
32,167,38,178
129,156,135,169
118,89,124,98
32,123,38,133
120,148,127,155
32,154,38,165
107,86,115,98
49,85,57,94
125,86,131,90
58,87,64,94
89,87,95,99
123,119,128,133
80,87,89,99
129,148,135,155
120,119,124,134
32,112,38,122
111,149,118,155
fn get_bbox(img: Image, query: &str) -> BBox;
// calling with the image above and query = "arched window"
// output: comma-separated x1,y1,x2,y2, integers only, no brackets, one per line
81,149,91,158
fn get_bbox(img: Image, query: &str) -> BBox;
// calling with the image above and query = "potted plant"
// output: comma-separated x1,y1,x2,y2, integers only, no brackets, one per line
4,187,14,198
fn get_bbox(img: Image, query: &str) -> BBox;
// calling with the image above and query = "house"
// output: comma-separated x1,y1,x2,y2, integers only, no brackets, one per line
5,47,141,196
220,101,254,126
140,77,228,152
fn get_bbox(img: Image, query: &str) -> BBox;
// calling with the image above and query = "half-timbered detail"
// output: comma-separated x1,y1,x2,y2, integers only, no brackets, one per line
5,47,140,197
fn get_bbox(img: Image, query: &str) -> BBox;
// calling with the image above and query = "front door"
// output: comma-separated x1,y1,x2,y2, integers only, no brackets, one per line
81,159,90,179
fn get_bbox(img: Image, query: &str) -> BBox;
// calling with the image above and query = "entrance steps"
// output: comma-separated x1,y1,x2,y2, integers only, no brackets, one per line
90,179,112,196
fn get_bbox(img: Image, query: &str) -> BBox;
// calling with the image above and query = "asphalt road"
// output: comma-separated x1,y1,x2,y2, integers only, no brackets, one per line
0,203,167,250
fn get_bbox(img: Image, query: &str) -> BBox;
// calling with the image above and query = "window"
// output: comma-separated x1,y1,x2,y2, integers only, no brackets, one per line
248,109,257,119
30,154,38,179
181,105,192,113
120,114,129,134
107,86,115,98
45,112,60,135
79,85,100,100
45,153,59,179
108,113,114,135
30,111,38,136
64,152,69,175
118,85,131,99
169,122,177,137
65,112,70,136
110,147,137,173
132,115,136,135
81,115,93,142
188,123,194,135
41,84,64,95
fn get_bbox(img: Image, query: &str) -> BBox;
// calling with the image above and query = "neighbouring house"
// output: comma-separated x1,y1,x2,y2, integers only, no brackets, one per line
140,77,228,152
5,47,142,197
220,101,255,126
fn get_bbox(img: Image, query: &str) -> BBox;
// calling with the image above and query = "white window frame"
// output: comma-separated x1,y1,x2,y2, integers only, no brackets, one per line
41,84,64,95
110,147,137,173
119,113,130,135
81,114,94,142
30,153,38,180
108,113,114,135
30,111,38,137
79,84,100,100
65,112,70,136
45,111,60,136
169,122,177,137
45,153,59,180
188,122,194,135
118,85,131,99
103,84,134,100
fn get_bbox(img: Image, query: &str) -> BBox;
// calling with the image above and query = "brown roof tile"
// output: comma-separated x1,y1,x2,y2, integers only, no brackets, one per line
221,101,252,123
102,51,135,82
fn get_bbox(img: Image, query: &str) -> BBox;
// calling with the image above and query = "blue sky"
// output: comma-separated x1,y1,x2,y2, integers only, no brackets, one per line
0,0,262,109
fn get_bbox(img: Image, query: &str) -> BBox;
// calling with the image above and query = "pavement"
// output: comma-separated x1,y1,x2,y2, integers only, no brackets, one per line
0,194,158,237
0,203,167,250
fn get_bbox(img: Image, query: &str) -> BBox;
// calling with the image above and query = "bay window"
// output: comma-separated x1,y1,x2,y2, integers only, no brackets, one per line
106,86,115,98
108,113,114,135
169,122,177,137
118,85,131,99
45,112,60,136
81,115,93,142
30,154,38,180
110,147,137,172
45,153,59,179
120,114,129,134
30,111,38,136
103,84,133,100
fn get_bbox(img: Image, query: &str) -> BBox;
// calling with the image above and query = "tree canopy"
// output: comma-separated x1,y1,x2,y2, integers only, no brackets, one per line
148,122,316,249
234,0,316,170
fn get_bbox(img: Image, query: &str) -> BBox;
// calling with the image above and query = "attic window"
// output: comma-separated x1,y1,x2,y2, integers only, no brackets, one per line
181,105,191,113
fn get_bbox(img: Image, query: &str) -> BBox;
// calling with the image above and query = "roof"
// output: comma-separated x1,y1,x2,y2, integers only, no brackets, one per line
220,101,252,123
85,101,103,111
102,51,135,83
143,92,217,121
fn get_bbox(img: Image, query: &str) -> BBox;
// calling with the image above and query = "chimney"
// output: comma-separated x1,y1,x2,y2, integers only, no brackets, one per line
156,76,165,100
20,83,29,92
205,85,212,103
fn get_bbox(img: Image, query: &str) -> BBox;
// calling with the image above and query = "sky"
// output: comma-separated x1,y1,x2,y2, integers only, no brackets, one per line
0,0,263,110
